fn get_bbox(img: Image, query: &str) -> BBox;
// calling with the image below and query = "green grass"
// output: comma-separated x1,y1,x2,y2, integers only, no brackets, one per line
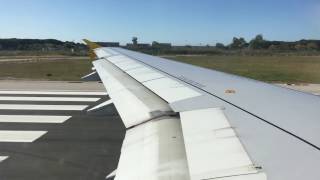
0,55,320,83
0,58,92,81
164,55,320,83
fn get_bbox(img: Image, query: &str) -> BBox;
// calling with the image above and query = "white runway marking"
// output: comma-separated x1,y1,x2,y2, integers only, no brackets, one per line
88,99,113,112
0,115,71,123
0,104,88,111
0,96,100,102
0,91,107,96
0,131,47,142
0,156,8,162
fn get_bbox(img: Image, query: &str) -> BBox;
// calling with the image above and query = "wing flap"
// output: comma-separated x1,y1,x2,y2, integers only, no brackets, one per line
115,117,190,180
180,108,266,180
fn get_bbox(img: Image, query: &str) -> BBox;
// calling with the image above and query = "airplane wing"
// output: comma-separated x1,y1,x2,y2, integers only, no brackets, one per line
84,40,320,180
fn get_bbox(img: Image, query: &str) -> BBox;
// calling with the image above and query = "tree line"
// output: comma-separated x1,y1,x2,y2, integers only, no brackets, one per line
0,38,87,56
1,36,319,56
125,35,320,56
218,34,320,51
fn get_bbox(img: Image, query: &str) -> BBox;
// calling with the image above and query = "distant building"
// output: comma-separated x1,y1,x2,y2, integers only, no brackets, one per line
152,41,172,48
138,43,151,48
126,43,151,48
97,42,120,47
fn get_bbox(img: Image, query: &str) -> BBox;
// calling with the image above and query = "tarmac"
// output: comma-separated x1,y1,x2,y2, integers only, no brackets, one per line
0,80,106,91
0,80,318,180
0,81,125,180
276,83,320,96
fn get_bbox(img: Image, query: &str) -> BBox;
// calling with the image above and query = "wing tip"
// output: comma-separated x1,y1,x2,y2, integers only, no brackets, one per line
83,39,101,49
83,39,101,60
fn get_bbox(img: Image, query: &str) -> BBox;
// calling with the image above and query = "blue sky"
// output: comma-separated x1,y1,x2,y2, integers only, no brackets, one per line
0,0,319,45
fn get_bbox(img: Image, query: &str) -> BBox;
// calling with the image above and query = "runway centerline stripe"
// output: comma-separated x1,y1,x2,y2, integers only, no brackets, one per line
0,156,8,162
0,96,100,102
0,115,71,123
0,104,88,111
0,91,107,96
0,131,47,142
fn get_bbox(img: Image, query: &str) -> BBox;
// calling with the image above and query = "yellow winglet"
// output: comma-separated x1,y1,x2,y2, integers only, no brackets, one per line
83,39,102,60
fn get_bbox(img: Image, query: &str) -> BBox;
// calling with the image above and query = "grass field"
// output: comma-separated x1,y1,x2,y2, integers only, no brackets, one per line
165,55,320,83
0,58,92,81
0,55,320,83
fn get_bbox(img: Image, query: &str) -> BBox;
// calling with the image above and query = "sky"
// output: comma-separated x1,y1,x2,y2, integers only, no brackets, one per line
0,0,319,45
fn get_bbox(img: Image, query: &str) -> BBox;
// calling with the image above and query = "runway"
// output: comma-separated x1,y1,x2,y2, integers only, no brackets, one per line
0,87,125,180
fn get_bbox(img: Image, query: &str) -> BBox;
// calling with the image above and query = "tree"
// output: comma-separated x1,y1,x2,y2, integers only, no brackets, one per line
132,37,138,46
238,37,247,48
152,41,159,47
215,43,225,49
249,34,266,49
255,34,264,41
229,37,247,49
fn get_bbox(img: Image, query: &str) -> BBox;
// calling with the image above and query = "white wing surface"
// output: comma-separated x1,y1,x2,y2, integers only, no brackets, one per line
84,40,320,180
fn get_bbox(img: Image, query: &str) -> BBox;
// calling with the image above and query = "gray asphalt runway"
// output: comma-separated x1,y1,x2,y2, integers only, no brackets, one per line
0,81,105,91
0,90,125,180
